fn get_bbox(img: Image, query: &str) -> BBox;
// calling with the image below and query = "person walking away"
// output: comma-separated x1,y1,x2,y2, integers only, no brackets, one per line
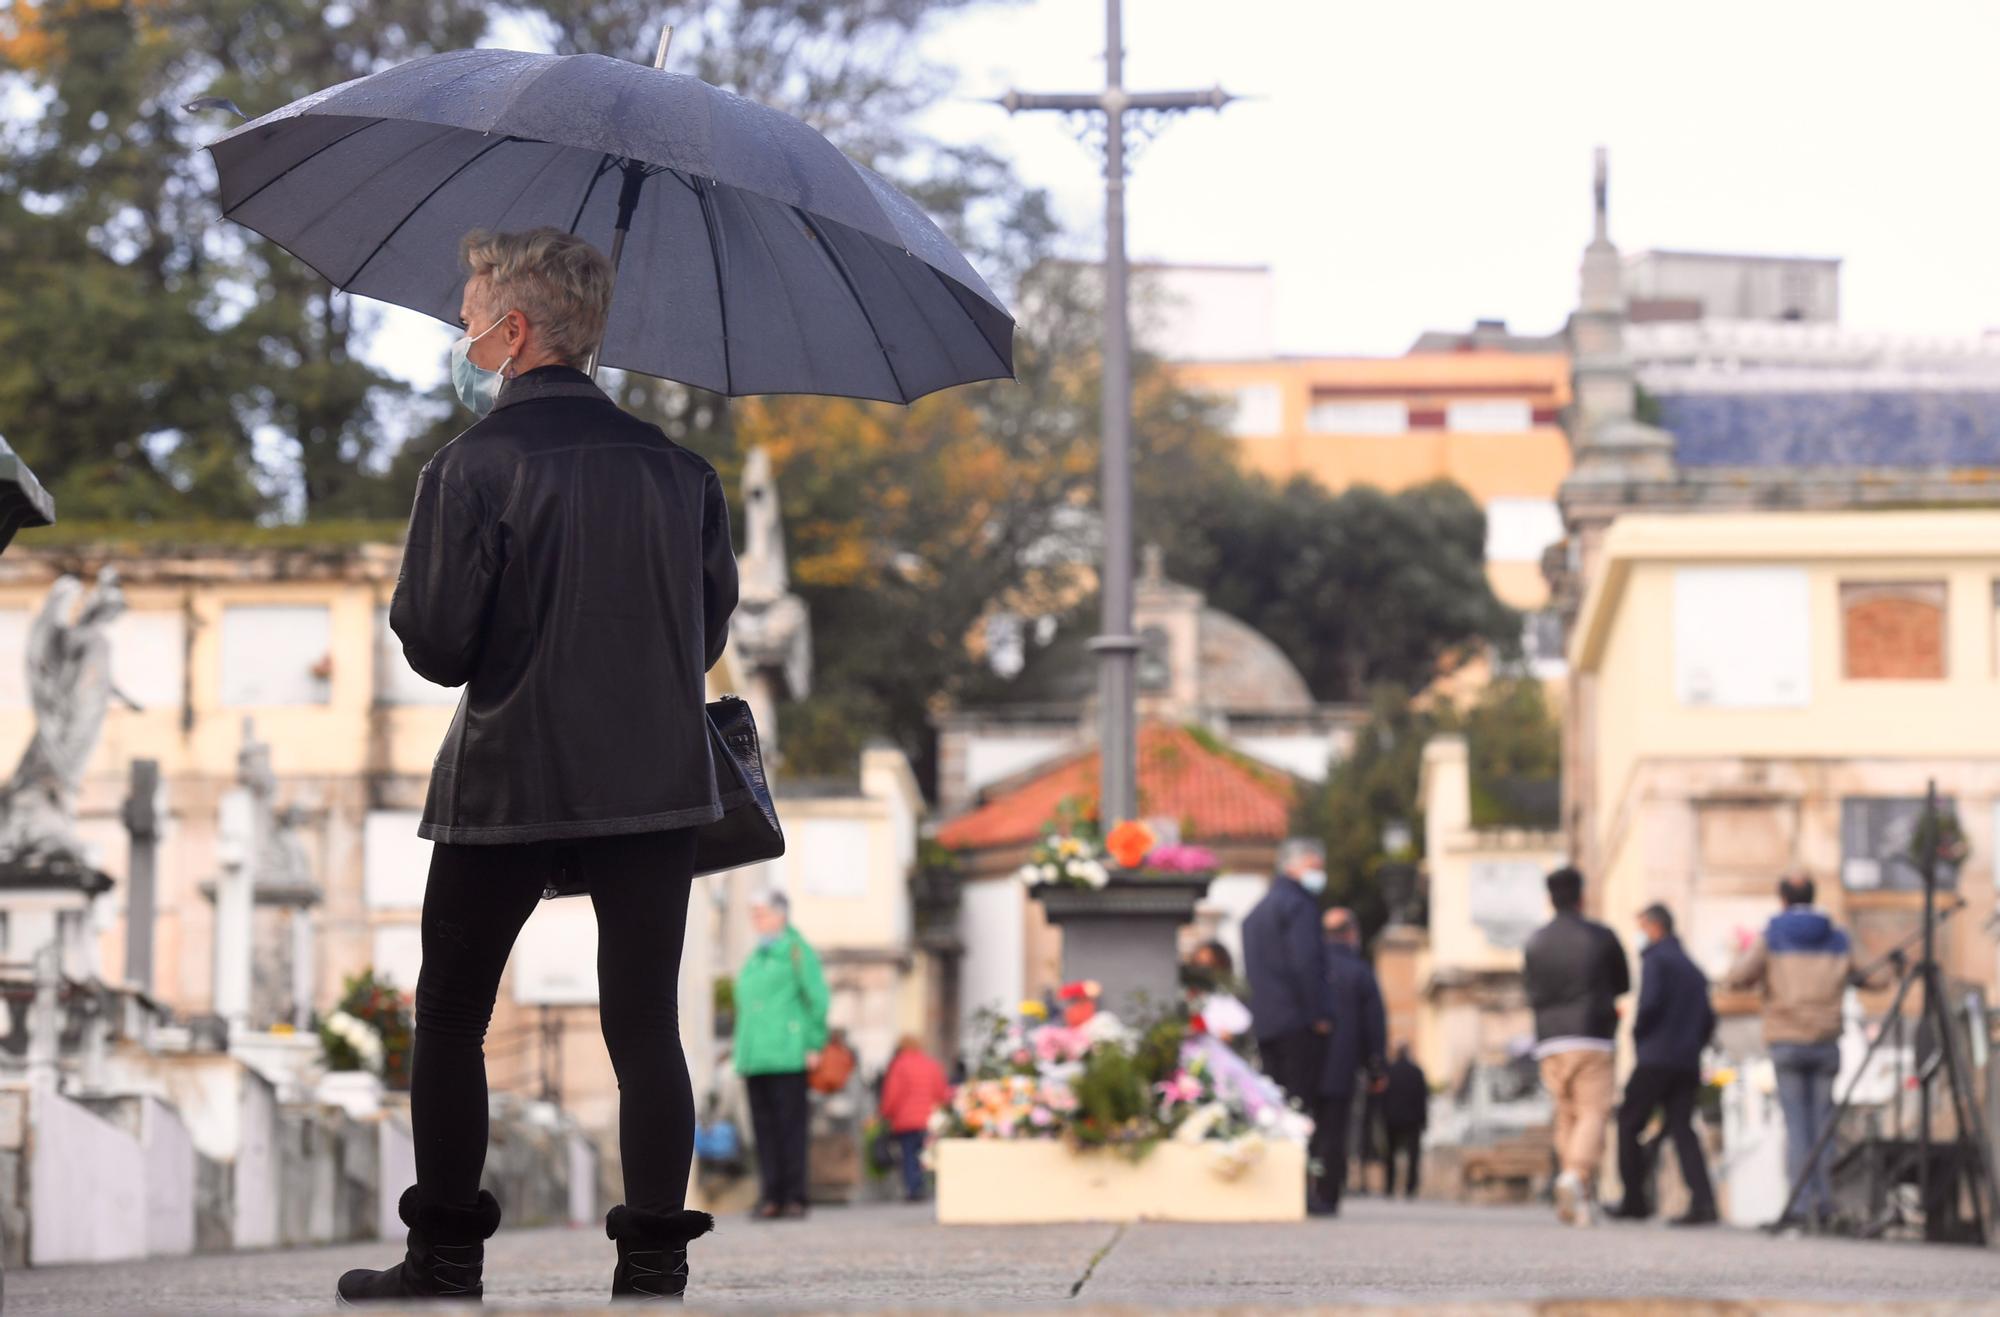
1523,867,1630,1228
1610,904,1718,1225
1379,1045,1429,1199
1312,907,1387,1215
338,229,737,1305
736,891,830,1220
879,1036,952,1202
1724,873,1866,1230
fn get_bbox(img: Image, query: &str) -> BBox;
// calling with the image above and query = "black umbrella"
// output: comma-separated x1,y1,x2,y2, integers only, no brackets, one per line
205,48,1013,403
0,435,55,553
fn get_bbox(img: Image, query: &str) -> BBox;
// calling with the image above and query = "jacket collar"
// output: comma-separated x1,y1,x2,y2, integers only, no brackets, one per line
490,364,612,414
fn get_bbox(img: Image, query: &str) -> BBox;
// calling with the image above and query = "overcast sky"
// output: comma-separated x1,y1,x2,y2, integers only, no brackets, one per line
367,0,2000,385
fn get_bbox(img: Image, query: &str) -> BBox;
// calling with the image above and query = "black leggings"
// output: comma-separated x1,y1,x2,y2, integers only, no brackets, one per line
411,828,696,1216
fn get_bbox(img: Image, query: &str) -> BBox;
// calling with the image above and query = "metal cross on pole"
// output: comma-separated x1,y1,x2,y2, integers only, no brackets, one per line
997,0,1235,826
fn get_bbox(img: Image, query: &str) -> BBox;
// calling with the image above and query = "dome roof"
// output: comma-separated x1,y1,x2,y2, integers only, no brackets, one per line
1195,607,1314,713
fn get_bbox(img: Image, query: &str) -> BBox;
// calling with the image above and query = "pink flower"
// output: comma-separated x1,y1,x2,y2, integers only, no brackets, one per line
1029,1105,1055,1127
1034,1025,1092,1064
1156,1071,1204,1105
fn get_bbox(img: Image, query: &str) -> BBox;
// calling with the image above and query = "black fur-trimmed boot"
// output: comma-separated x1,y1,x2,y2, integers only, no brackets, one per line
336,1187,502,1305
606,1205,715,1301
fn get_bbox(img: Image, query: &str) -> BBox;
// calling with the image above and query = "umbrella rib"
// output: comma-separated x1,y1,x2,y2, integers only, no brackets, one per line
793,208,906,404
925,265,1014,379
692,178,735,396
342,135,519,289
567,154,618,234
217,117,387,219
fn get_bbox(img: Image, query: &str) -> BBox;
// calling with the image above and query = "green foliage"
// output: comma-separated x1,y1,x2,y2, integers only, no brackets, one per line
1297,676,1562,938
1143,472,1521,701
1068,1041,1151,1150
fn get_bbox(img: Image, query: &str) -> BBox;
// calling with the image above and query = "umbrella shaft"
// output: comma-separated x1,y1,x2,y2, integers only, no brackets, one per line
587,163,648,379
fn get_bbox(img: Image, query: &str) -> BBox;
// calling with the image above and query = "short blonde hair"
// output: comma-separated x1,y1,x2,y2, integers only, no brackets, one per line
460,227,614,367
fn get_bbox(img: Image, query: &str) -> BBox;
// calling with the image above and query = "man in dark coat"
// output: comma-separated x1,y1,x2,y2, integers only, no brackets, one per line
1241,841,1335,1147
1378,1045,1428,1199
1523,866,1629,1228
1611,903,1719,1225
1311,908,1386,1215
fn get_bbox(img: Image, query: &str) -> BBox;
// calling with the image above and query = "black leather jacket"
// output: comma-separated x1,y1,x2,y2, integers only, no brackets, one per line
390,366,739,845
1522,910,1630,1043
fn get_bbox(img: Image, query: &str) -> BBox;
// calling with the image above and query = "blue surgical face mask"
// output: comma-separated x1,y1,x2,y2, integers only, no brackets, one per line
450,313,515,416
1299,868,1328,896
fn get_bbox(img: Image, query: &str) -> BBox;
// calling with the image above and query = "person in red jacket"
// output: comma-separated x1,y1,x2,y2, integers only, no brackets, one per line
879,1036,952,1202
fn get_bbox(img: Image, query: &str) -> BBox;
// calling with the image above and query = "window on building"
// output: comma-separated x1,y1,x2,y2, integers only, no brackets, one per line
1522,608,1567,677
220,605,332,707
1305,398,1407,435
1841,796,1961,891
1138,625,1172,691
1674,568,1810,707
1446,399,1533,433
376,607,460,706
110,612,187,712
1226,385,1282,436
1841,581,1946,680
1484,498,1564,564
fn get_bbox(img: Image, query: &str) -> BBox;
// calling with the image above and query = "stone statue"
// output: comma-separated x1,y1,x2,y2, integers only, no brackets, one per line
0,569,127,869
728,447,812,759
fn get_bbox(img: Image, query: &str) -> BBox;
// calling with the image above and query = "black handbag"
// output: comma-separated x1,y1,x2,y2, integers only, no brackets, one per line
693,695,786,875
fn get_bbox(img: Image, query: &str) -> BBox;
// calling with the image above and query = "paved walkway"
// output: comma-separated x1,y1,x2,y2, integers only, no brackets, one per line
12,1199,2000,1313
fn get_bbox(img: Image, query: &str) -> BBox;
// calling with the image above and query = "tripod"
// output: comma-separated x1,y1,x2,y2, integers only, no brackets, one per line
1774,784,1999,1244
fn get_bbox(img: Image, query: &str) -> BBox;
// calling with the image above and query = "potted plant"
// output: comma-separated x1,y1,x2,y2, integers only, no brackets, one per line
1019,817,1218,1012
930,991,1310,1224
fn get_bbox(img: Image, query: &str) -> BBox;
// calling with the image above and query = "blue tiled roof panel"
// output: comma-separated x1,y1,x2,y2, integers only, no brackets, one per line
1659,392,2000,468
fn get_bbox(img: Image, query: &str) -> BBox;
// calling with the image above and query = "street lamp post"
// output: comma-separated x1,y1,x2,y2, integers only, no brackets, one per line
997,0,1234,825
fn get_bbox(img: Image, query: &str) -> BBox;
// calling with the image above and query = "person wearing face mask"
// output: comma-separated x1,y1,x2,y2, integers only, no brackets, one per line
1241,838,1340,1209
341,228,738,1306
1522,867,1630,1229
1311,907,1387,1216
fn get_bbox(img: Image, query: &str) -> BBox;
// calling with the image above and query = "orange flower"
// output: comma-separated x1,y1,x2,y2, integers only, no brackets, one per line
1105,820,1156,870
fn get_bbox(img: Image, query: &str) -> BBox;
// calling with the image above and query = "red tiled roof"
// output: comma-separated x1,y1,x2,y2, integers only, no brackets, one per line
937,724,1296,851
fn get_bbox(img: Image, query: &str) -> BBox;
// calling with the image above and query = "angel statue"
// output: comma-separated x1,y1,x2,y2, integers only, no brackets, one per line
0,569,130,869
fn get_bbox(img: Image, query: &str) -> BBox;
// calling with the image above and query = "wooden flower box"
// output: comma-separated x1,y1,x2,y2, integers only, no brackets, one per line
933,1137,1305,1225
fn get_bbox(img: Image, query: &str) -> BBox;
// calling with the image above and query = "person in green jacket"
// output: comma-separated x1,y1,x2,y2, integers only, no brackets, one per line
734,890,829,1219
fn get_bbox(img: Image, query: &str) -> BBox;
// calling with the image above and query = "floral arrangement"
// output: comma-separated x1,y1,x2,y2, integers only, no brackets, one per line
934,986,1311,1176
321,1010,384,1075
1014,827,1112,890
1015,815,1221,891
1144,843,1218,874
318,969,414,1088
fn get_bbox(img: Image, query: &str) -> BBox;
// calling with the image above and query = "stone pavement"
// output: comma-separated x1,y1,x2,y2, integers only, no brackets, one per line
11,1199,2000,1314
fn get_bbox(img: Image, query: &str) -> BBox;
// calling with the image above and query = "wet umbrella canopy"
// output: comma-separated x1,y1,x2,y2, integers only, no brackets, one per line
0,435,55,552
205,48,1014,402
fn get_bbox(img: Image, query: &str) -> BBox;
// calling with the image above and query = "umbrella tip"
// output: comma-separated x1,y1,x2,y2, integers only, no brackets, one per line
183,95,249,121
653,25,674,69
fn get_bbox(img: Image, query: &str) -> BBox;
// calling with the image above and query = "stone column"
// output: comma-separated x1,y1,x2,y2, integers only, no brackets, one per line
212,787,256,1035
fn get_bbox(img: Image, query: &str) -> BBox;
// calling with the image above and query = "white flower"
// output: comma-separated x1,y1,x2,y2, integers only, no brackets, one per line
1175,1102,1228,1144
1081,1010,1130,1047
1040,862,1058,881
1015,863,1041,887
325,1010,385,1072
1079,861,1109,889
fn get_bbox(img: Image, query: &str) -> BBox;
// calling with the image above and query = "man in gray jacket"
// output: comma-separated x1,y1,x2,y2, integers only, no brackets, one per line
1724,873,1866,1228
1522,867,1629,1228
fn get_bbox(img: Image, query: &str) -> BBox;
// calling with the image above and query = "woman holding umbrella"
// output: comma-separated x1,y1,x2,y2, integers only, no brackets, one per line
338,227,737,1304
199,44,1014,1305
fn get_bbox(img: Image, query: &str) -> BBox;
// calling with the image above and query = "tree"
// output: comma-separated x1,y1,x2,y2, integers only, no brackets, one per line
1144,472,1521,702
0,0,490,520
1295,674,1563,940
